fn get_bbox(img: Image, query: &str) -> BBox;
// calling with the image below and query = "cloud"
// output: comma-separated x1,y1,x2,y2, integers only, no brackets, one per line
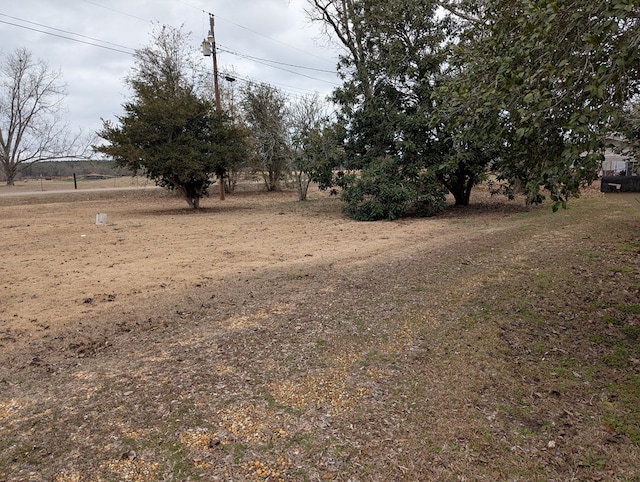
0,0,339,135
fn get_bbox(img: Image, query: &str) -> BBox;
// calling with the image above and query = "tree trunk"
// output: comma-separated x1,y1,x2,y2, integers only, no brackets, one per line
265,170,279,191
218,176,225,201
452,188,471,206
225,169,238,193
3,163,17,185
444,172,475,206
179,185,200,209
296,172,311,201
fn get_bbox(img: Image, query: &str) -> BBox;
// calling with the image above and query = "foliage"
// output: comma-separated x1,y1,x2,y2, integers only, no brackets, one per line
217,73,248,193
433,41,501,206
434,129,494,207
290,94,342,201
95,25,248,209
311,0,640,217
447,0,640,209
339,159,446,221
619,101,640,174
308,0,452,219
0,48,91,185
240,83,290,191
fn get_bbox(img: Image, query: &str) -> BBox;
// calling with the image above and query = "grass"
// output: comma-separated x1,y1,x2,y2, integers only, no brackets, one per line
605,374,640,445
618,304,640,315
409,196,640,479
1,189,639,480
618,241,640,254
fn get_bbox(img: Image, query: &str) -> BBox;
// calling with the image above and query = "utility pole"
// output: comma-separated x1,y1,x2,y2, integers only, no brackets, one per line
202,14,224,199
209,14,222,113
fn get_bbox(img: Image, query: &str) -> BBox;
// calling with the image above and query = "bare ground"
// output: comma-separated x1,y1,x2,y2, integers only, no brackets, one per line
0,182,639,481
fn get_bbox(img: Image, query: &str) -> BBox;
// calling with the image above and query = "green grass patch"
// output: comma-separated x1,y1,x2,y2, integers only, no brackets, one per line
603,346,631,367
618,241,640,254
608,266,633,275
576,249,602,262
532,271,553,289
589,300,608,310
588,333,618,346
579,453,607,470
601,314,623,325
617,304,640,315
511,208,550,220
622,325,640,339
603,375,640,445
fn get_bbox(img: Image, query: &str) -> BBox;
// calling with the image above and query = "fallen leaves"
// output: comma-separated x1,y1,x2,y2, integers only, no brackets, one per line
100,457,159,481
216,404,290,444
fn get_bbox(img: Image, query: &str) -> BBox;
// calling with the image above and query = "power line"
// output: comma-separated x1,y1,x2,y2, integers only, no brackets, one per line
0,5,338,104
0,15,333,96
219,67,327,96
0,18,134,55
162,0,336,65
84,0,336,67
220,71,333,102
218,46,339,86
0,11,334,86
0,12,135,53
0,11,333,79
0,4,337,78
80,0,150,23
217,46,336,74
213,13,335,65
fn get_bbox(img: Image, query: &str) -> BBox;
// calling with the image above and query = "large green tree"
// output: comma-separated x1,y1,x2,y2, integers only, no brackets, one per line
443,0,640,208
309,0,451,219
312,0,640,216
96,25,247,209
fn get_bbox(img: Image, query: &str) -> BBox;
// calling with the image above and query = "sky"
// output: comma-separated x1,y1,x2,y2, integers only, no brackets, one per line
0,0,342,136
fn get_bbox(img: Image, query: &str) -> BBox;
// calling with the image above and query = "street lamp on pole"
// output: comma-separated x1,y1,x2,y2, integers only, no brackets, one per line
202,14,224,199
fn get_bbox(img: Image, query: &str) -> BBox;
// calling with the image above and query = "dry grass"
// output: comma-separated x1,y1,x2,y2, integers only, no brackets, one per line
0,182,639,481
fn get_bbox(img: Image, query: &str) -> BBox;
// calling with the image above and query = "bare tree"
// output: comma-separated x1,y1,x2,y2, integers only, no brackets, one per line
240,82,290,191
290,94,337,200
306,0,374,101
0,48,89,185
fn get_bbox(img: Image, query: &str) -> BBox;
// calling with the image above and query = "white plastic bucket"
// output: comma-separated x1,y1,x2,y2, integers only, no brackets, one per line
96,213,107,225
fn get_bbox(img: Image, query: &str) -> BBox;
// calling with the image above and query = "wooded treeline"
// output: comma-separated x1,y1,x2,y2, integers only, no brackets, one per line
15,161,129,180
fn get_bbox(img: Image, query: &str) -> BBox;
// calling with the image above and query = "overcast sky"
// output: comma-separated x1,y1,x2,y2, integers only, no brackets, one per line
0,0,341,136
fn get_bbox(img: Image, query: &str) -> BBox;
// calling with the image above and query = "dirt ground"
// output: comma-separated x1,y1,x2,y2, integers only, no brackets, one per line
0,180,467,350
1,181,639,481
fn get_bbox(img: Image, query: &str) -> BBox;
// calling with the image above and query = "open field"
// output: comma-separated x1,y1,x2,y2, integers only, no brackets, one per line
0,183,639,481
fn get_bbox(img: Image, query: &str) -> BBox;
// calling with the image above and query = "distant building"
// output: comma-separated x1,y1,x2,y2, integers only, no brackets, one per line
603,137,639,176
602,149,629,176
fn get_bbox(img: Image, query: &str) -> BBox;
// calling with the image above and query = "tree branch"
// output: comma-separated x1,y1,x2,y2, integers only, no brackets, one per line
435,1,481,25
